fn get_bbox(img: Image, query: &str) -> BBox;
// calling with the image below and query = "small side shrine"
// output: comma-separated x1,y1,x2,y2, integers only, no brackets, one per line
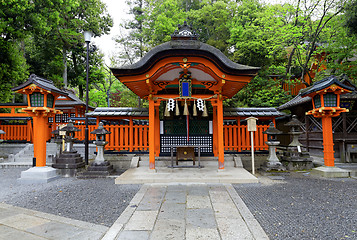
12,74,67,183
111,22,260,169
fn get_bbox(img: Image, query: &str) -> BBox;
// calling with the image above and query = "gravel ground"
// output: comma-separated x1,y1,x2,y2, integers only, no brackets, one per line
234,172,357,240
0,168,141,227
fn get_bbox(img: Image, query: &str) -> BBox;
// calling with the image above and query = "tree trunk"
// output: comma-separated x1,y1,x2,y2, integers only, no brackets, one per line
63,48,68,88
79,84,83,100
283,47,296,86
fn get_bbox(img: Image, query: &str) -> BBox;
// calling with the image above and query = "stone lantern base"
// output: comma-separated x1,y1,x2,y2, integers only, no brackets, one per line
280,147,313,171
52,151,85,177
77,161,114,178
261,161,286,171
261,141,286,171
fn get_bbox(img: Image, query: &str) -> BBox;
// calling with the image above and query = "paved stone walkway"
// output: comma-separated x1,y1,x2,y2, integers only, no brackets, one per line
103,183,269,240
0,183,268,239
0,203,108,240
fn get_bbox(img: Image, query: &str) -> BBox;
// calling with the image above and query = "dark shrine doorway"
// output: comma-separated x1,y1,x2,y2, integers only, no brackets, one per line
160,101,213,156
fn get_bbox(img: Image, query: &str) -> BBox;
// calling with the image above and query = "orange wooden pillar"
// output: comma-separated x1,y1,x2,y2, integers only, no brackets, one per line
27,119,32,142
32,116,48,167
149,97,155,169
212,104,218,157
217,97,225,169
321,116,335,167
155,104,160,157
129,116,133,152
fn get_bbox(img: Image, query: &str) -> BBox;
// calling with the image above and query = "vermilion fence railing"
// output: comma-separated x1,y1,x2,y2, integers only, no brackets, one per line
224,124,269,151
1,121,268,152
50,122,149,152
1,123,32,142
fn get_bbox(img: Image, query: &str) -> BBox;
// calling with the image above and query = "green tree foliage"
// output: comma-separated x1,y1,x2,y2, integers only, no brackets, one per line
0,0,34,102
344,0,357,34
145,0,187,46
116,0,146,65
234,75,292,107
189,0,234,54
109,81,146,107
0,41,28,103
0,0,113,105
32,0,113,87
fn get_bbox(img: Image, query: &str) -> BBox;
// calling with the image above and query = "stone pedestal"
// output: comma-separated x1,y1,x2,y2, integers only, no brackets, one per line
52,150,85,177
310,166,350,178
18,166,59,184
77,139,114,178
280,147,313,170
261,141,286,171
77,160,114,178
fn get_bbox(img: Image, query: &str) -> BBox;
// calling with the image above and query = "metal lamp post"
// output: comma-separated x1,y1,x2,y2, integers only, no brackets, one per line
83,31,92,165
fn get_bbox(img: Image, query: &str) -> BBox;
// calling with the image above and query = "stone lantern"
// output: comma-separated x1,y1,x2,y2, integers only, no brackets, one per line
300,75,354,177
52,120,85,177
262,122,285,171
78,122,114,177
91,122,111,164
12,74,67,183
61,121,81,153
280,116,313,170
285,115,303,148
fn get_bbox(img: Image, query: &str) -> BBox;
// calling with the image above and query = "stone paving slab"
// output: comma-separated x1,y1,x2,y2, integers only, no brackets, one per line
150,219,186,240
124,211,158,231
109,183,269,240
0,203,108,240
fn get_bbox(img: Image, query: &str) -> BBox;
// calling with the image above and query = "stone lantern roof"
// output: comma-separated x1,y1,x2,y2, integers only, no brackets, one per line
263,122,282,135
91,122,111,135
12,74,67,96
285,115,303,127
61,121,81,132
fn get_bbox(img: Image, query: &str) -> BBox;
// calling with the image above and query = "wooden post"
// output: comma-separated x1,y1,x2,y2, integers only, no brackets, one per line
238,117,241,152
155,105,160,157
246,117,258,175
32,116,47,167
322,116,335,167
217,97,224,169
212,104,218,157
149,98,155,169
129,116,133,152
250,131,255,175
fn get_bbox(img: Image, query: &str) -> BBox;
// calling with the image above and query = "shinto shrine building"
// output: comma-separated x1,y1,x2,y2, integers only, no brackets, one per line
0,23,285,171
110,22,261,169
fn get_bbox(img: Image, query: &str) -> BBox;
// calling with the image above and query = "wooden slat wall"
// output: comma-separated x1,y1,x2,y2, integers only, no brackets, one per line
1,124,30,141
224,124,269,151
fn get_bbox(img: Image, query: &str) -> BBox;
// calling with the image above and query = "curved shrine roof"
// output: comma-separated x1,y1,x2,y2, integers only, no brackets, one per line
111,22,260,99
111,40,260,77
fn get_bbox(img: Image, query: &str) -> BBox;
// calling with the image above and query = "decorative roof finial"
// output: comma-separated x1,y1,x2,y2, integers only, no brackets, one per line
171,21,199,41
